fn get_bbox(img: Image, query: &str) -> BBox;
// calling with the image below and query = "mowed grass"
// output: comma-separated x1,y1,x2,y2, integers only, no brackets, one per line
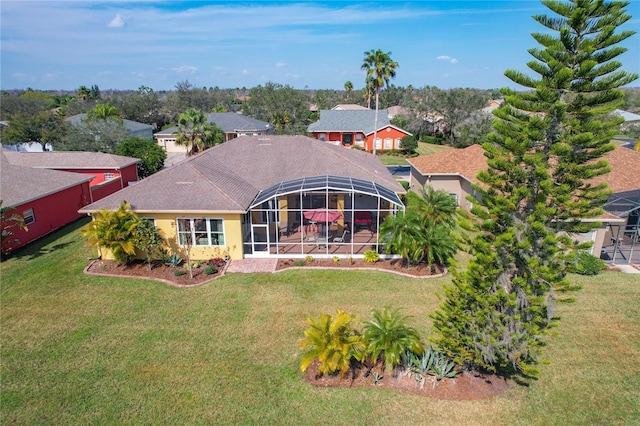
1,219,639,425
378,142,452,165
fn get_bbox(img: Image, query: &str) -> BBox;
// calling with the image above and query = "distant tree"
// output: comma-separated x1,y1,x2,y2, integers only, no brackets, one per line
1,200,28,258
176,108,223,155
0,92,49,120
431,88,490,145
86,103,122,123
59,119,128,153
76,86,91,102
1,111,70,150
431,0,637,378
112,86,168,129
165,80,214,120
89,85,101,100
362,49,399,155
243,82,310,134
363,75,375,109
399,134,418,155
344,81,353,100
116,137,167,178
453,111,494,147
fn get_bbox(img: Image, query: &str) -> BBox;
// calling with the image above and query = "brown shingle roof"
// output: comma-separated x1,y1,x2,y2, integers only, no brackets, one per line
1,152,92,207
592,144,640,193
80,135,404,214
408,144,487,185
2,151,140,169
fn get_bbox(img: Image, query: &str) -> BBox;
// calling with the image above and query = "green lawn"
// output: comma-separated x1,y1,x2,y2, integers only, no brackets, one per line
1,219,639,425
378,142,452,165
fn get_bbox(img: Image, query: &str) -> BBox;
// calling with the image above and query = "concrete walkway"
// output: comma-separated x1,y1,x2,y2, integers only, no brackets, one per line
615,264,640,274
225,258,278,273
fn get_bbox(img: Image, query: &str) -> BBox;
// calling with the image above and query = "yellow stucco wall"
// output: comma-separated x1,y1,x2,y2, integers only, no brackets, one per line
140,213,245,261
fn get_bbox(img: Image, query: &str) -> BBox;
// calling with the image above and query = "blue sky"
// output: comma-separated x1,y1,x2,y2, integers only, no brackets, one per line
1,1,639,91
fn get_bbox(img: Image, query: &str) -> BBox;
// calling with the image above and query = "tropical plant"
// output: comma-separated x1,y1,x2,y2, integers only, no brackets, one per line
165,254,183,267
344,81,353,100
299,309,366,378
86,103,122,124
362,307,423,373
363,249,380,263
361,49,398,154
133,218,164,270
175,108,223,156
1,200,28,258
203,265,218,275
432,0,637,378
82,201,139,265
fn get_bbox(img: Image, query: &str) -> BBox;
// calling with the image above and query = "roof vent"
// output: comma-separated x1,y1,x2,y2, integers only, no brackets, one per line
176,181,193,185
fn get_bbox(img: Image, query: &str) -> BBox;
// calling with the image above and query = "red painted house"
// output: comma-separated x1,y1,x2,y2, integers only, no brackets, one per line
307,109,411,152
1,151,140,255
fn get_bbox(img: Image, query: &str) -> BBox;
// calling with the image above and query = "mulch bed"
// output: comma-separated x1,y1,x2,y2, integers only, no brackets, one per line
276,258,446,278
304,360,510,400
84,259,223,287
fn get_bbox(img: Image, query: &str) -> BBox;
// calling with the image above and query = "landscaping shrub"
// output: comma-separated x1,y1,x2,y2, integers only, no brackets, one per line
567,250,605,276
293,259,306,267
203,265,218,275
208,257,226,268
173,269,186,277
165,254,183,267
363,250,379,263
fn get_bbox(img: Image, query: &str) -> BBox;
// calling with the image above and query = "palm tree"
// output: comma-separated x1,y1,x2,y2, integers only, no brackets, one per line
344,81,353,100
86,103,122,124
362,307,423,373
413,185,458,228
176,108,223,156
363,75,375,110
82,201,139,265
76,85,91,101
361,49,398,155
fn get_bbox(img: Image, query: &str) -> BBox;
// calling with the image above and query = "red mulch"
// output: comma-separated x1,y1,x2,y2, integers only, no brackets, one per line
276,258,446,277
85,259,222,287
304,360,510,400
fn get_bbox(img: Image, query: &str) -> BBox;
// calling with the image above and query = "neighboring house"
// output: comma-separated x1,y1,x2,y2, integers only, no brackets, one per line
613,109,640,123
65,114,154,139
1,151,140,203
1,151,92,254
386,106,412,120
80,135,406,261
2,142,54,152
307,109,411,152
154,112,272,153
408,143,640,260
331,104,369,111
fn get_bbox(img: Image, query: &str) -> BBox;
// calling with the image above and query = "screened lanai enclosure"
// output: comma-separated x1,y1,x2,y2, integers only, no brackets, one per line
242,175,405,258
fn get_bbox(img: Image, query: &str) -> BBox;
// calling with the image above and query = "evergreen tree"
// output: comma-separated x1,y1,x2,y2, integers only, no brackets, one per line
431,0,637,377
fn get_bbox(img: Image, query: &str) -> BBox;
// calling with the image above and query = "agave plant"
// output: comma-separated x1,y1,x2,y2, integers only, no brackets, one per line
298,309,365,378
362,307,423,373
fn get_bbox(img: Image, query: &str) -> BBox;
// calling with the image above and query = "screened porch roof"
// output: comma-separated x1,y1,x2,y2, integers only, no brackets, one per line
604,190,640,217
249,174,404,209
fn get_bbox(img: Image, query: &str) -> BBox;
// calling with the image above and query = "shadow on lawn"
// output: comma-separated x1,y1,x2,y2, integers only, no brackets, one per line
4,217,91,262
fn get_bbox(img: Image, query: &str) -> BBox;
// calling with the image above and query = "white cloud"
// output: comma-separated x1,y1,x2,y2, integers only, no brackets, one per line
171,65,198,74
107,14,126,28
437,55,458,64
12,72,28,79
276,62,287,68
242,69,249,75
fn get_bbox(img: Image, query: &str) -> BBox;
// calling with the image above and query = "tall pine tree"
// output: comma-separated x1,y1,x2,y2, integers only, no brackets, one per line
431,0,637,377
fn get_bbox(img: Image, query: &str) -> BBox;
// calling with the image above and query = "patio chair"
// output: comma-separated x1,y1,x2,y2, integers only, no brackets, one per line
333,229,350,243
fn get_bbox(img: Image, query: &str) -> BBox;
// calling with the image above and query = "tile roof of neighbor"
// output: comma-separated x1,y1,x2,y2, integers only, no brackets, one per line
154,112,270,136
1,152,92,207
65,113,152,132
408,144,487,185
80,135,404,214
307,110,392,134
408,143,640,195
1,150,140,169
331,104,370,110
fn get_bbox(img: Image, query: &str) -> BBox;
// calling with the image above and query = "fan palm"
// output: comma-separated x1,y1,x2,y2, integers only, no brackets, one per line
176,108,223,156
86,103,122,124
361,49,398,155
362,307,423,373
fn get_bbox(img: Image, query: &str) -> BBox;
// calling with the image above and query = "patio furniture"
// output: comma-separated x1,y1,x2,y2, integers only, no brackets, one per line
354,211,373,232
333,224,350,243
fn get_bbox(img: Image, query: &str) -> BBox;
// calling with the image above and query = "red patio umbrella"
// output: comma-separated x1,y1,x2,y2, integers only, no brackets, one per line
303,208,343,223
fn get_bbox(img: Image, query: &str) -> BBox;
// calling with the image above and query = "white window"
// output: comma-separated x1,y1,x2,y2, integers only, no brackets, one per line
318,133,326,142
375,138,382,149
449,193,459,205
384,138,392,149
355,134,364,147
177,218,225,246
23,208,35,225
104,173,115,180
395,138,402,149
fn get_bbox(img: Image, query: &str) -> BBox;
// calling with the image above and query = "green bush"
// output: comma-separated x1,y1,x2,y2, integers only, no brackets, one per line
173,269,186,277
203,265,218,275
165,254,183,267
567,250,605,276
293,259,306,267
363,250,380,263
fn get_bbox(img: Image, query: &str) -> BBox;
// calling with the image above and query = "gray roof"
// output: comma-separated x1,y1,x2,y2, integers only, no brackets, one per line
65,114,153,133
154,112,270,136
80,135,404,214
613,109,640,123
2,150,140,170
307,109,391,135
1,152,92,207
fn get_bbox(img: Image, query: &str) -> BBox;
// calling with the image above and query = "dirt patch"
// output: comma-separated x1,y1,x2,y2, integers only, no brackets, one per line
304,360,510,400
276,258,446,278
85,259,224,287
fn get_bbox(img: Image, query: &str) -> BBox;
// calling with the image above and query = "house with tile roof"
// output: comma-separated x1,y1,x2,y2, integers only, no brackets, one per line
307,109,411,152
154,112,272,153
1,152,93,254
408,143,640,262
65,114,154,139
80,135,406,261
